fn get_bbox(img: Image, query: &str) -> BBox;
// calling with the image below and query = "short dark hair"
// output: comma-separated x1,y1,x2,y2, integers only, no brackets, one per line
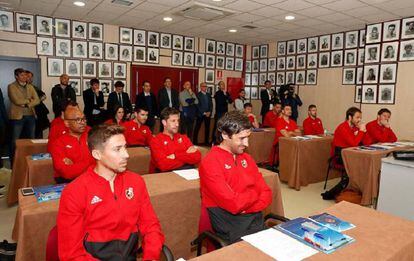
90,78,99,86
282,104,291,110
346,107,362,120
14,68,25,77
142,80,150,86
88,124,125,151
308,104,317,110
160,107,180,121
135,107,148,113
24,70,33,75
272,100,282,106
114,81,124,88
216,111,252,144
264,80,271,84
243,102,252,109
378,108,391,115
239,88,245,94
164,77,171,83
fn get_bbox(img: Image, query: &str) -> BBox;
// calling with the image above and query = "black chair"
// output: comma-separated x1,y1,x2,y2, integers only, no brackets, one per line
324,147,346,190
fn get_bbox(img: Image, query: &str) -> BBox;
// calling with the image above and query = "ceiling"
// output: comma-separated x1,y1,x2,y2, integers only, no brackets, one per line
2,0,414,45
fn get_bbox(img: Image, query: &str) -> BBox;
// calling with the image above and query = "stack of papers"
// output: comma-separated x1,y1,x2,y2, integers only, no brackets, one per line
304,135,322,139
31,153,51,160
173,169,199,180
394,141,414,147
31,139,48,143
34,184,66,203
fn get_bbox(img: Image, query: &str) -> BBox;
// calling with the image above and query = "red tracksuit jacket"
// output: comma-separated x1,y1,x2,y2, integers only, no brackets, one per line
272,117,298,145
303,116,324,135
123,120,153,147
47,117,69,152
57,167,165,260
149,133,201,173
363,120,397,145
263,111,279,128
332,121,365,154
49,128,94,180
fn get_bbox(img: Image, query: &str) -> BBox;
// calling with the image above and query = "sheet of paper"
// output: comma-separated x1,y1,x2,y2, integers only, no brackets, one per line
304,135,322,139
394,141,414,147
31,139,48,143
173,169,199,180
242,228,318,261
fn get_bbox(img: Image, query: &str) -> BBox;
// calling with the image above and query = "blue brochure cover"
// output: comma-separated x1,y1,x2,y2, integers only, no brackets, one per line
31,153,51,160
309,213,355,232
34,184,66,203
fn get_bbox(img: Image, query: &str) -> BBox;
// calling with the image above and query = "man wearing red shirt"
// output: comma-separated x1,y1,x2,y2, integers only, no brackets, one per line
243,103,259,128
149,107,201,173
262,101,281,128
47,101,77,152
302,104,324,135
332,107,366,153
123,107,152,147
49,106,94,183
363,108,397,145
199,111,272,243
57,125,164,260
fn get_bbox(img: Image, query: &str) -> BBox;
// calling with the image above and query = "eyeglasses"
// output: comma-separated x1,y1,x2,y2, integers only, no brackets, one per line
65,117,87,124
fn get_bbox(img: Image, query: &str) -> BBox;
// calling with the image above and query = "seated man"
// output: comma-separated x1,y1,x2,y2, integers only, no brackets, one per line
47,101,77,152
199,111,272,243
262,101,281,128
363,108,397,145
49,106,94,183
57,125,164,260
123,107,152,147
243,103,259,128
149,107,201,173
302,104,324,135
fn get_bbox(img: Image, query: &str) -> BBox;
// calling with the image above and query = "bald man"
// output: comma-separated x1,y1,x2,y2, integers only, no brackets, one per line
51,74,77,118
49,105,94,183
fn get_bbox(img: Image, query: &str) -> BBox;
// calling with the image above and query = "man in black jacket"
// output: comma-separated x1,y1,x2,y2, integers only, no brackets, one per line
106,81,132,118
193,82,213,145
83,78,105,126
135,81,158,131
26,71,49,138
51,74,76,118
212,81,232,143
158,77,179,112
260,80,278,123
279,84,302,122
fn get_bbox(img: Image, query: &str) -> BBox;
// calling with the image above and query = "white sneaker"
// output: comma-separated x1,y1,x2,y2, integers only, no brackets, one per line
0,193,4,199
0,185,5,192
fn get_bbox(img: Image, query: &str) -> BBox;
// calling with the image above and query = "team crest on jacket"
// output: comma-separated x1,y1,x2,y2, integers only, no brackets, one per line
241,159,248,168
164,141,168,145
125,187,134,200
178,137,183,143
132,127,136,131
142,129,146,134
224,164,231,169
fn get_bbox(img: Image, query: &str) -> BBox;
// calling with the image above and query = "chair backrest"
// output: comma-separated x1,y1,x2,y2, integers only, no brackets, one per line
46,226,59,261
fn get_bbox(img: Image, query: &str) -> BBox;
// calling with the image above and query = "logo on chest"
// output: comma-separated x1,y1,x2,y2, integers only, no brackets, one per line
125,187,134,200
164,141,168,145
241,159,248,168
224,164,232,169
132,127,136,131
178,137,183,143
91,195,102,205
65,144,72,149
142,129,147,134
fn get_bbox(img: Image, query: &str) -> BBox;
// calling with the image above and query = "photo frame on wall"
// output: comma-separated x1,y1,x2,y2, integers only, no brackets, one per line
98,61,112,78
245,74,251,85
160,33,172,49
206,39,216,54
183,52,194,66
378,84,395,104
308,37,318,53
252,60,259,72
100,80,112,96
259,59,267,72
119,27,133,44
332,33,344,50
245,60,251,72
0,10,14,32
83,79,92,90
286,56,295,70
331,50,343,67
345,31,358,49
252,46,260,59
82,60,96,77
89,23,103,41
260,44,268,58
226,43,235,56
206,55,215,69
277,41,286,56
134,29,146,46
89,42,103,59
36,16,53,36
16,13,34,34
399,40,414,61
296,55,306,69
55,18,70,38
297,39,307,54
342,68,356,85
319,35,331,51
355,85,362,103
205,69,215,83
286,71,295,84
344,49,357,66
359,29,366,47
366,23,382,44
65,59,81,77
148,31,159,47
119,45,133,62
363,64,379,84
268,58,276,71
259,73,267,86
383,20,400,42
172,35,183,50
318,52,330,68
105,43,119,61
276,72,285,85
356,67,363,84
55,38,71,57
277,57,285,70
184,37,195,51
235,58,243,72
195,53,205,67
295,71,305,85
362,85,377,104
358,48,365,66
401,17,414,39
251,73,258,86
216,41,225,55
381,42,398,62
72,21,87,39
134,46,145,62
226,57,234,71
236,44,244,58
287,40,296,54
172,51,183,66
364,44,380,63
307,53,317,69
216,56,224,70
69,79,81,96
268,72,275,85
37,37,54,56
47,58,64,77
379,63,397,84
114,62,127,78
73,41,87,58
147,48,159,64
306,70,317,85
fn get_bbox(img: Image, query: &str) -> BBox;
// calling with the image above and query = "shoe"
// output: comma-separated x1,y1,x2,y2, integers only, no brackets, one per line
0,240,17,256
0,185,5,192
0,193,4,199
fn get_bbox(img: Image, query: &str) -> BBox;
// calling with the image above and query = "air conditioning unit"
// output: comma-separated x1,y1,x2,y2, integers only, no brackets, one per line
174,2,236,21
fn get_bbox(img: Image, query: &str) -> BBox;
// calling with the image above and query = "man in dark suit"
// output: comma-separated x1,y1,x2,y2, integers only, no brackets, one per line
212,81,232,143
157,77,179,131
135,80,158,131
51,74,76,118
106,81,132,118
83,78,105,126
193,82,213,145
260,80,278,123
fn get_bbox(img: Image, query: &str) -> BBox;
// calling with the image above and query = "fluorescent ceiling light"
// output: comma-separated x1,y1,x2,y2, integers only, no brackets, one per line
229,29,237,33
73,1,85,7
163,17,173,22
285,15,295,20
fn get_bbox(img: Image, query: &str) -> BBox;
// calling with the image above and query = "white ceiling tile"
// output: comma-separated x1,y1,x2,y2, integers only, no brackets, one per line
232,13,263,23
293,18,325,26
389,6,414,17
224,0,265,12
251,0,287,4
272,0,316,11
195,0,238,6
295,6,335,16
375,0,414,11
323,0,368,11
250,6,287,18
146,0,193,7
134,1,173,13
86,11,122,24
18,2,58,16
318,12,354,22
213,18,243,27
252,18,284,27
346,6,389,18
363,13,399,23
304,0,339,4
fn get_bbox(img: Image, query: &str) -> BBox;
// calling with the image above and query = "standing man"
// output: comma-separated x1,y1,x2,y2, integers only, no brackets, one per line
107,81,132,118
193,82,213,145
51,74,76,118
26,71,49,138
158,77,179,112
363,108,397,145
260,80,277,123
123,107,153,147
179,81,199,140
135,81,158,131
280,84,302,122
212,81,232,143
83,78,105,126
303,104,324,135
262,101,281,128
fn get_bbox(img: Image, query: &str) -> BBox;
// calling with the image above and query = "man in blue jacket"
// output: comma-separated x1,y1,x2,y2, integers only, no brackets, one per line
193,82,213,145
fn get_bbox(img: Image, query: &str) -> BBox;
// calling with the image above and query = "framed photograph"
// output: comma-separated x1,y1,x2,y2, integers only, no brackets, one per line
306,70,317,85
319,35,331,51
332,33,344,50
359,29,366,47
296,55,306,69
226,43,235,56
268,58,276,71
364,44,381,63
363,64,379,84
252,46,260,59
0,11,13,32
356,67,363,84
381,41,398,62
342,68,356,85
114,62,127,78
268,72,275,85
319,52,330,68
16,13,34,34
105,43,119,60
172,51,183,66
252,60,259,72
36,16,52,35
216,56,225,69
216,41,225,55
172,35,183,50
307,53,317,69
183,52,194,66
260,44,268,58
65,59,81,77
68,79,81,96
206,55,215,69
362,85,377,104
307,37,318,53
399,40,414,61
259,73,267,86
134,29,146,46
401,17,414,39
250,87,258,100
277,57,285,70
82,61,96,77
195,53,205,67
89,42,103,59
366,23,382,44
345,31,358,49
205,69,215,83
297,39,307,54
100,80,112,96
134,46,145,62
206,84,215,97
287,40,296,54
226,57,234,71
119,27,133,44
47,58,64,77
236,44,244,58
295,71,305,85
148,31,159,47
276,72,285,85
355,85,362,103
147,48,159,64
331,50,343,67
245,74,251,85
259,59,267,72
83,79,92,90
98,61,112,78
286,71,295,84
358,48,365,66
235,58,243,72
73,41,87,58
160,33,171,49
344,49,357,66
119,45,133,62
54,18,70,38
55,38,71,57
184,37,194,52
89,23,103,41
379,63,397,83
245,60,251,72
382,20,400,42
286,56,295,70
251,73,258,86
206,39,216,54
36,37,53,56
72,21,87,39
378,84,395,104
277,41,286,56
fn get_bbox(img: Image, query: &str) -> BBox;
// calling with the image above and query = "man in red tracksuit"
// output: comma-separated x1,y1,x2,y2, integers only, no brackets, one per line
199,111,272,243
57,125,165,260
243,103,259,128
49,106,94,183
47,101,77,152
262,101,281,128
302,104,324,135
149,107,201,173
363,108,397,145
123,107,153,147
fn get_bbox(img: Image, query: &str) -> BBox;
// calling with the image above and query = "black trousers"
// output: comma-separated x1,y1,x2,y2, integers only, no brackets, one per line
145,116,156,132
180,116,195,141
212,113,225,144
193,115,211,145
